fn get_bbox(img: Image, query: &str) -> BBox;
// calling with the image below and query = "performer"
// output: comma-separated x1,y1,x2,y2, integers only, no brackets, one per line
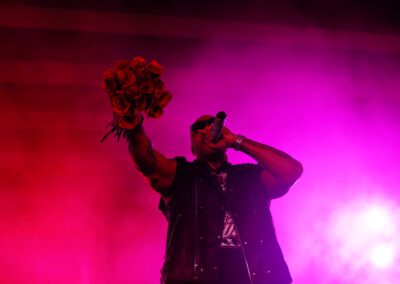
127,113,303,284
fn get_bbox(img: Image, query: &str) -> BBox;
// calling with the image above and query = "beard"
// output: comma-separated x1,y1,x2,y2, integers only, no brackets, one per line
197,146,226,162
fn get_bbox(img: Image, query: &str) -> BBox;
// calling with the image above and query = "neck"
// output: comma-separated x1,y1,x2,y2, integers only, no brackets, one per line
198,153,227,171
207,160,225,171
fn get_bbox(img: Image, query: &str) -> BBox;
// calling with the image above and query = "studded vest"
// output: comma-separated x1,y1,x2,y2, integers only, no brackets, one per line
159,157,292,284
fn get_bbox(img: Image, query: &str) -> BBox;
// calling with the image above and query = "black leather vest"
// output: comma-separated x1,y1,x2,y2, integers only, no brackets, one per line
159,158,292,284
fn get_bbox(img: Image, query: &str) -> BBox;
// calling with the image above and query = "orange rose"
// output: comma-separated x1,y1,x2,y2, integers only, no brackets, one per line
110,96,131,116
146,105,163,118
116,69,135,86
134,95,147,111
147,59,163,77
140,80,155,94
115,110,142,129
157,90,172,108
102,69,118,91
130,57,146,71
101,56,173,142
125,85,141,100
153,78,164,89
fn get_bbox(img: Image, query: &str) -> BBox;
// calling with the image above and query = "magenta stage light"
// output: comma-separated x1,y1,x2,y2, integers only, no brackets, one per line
322,197,399,282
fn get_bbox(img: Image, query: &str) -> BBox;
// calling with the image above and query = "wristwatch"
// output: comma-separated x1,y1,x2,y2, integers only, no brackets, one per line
233,135,245,150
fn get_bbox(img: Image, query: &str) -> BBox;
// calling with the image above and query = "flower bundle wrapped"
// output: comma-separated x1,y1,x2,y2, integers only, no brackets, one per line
100,56,172,142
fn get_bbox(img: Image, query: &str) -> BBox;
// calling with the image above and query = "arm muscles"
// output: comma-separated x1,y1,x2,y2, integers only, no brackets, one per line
128,126,177,194
238,138,303,198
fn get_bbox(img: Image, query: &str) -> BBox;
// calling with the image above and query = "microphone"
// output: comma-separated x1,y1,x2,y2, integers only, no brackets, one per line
211,111,227,143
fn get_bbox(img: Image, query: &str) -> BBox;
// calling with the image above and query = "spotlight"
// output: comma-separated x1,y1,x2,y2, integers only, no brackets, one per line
369,243,395,268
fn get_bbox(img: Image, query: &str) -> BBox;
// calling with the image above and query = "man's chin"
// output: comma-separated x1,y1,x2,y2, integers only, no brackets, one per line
200,149,225,160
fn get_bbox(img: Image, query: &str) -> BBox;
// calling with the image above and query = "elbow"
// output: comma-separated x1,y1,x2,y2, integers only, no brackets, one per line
282,161,303,189
292,160,303,182
273,185,291,199
272,166,302,198
261,160,303,199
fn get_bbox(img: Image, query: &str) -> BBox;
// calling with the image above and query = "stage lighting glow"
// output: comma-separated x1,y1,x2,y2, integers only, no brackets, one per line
369,243,395,268
361,206,393,233
327,198,399,273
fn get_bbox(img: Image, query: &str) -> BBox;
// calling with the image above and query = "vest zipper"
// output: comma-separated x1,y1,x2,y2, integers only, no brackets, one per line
165,213,181,255
226,208,254,284
162,213,182,284
193,175,200,279
224,168,253,284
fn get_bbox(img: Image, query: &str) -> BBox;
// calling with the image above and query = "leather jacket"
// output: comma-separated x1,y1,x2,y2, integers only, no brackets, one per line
159,158,292,284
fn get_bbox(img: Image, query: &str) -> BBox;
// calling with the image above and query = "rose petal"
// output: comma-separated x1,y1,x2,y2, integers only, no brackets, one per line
147,105,163,118
103,56,172,124
102,69,118,91
157,90,172,108
125,85,141,100
153,78,164,89
116,108,142,129
110,96,131,115
134,96,147,111
147,59,163,77
130,56,146,71
116,69,134,85
144,93,155,109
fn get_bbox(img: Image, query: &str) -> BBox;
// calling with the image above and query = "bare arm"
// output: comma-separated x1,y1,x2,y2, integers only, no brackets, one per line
127,125,177,194
210,128,303,198
237,137,303,198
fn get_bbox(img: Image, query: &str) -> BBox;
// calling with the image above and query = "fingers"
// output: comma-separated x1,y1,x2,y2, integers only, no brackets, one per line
222,126,232,134
208,136,229,150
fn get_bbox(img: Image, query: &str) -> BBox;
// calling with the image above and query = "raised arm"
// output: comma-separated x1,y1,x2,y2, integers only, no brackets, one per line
235,136,303,198
127,124,177,195
210,128,303,199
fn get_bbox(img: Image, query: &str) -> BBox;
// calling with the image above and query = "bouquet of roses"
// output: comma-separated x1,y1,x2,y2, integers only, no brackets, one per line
100,56,172,142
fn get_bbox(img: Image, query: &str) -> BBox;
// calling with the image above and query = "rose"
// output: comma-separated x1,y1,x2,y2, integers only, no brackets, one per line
101,69,118,91
152,78,164,89
116,69,136,86
146,104,163,118
157,90,172,108
116,111,142,129
130,57,146,72
134,95,147,111
140,80,155,94
125,84,141,100
100,56,173,141
110,95,131,116
147,60,163,77
144,91,168,118
103,58,171,117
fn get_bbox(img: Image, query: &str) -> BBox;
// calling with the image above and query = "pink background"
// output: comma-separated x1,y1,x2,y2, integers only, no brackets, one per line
1,4,399,284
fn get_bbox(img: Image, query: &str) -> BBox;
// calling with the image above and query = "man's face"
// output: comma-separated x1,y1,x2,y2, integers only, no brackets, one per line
190,115,225,159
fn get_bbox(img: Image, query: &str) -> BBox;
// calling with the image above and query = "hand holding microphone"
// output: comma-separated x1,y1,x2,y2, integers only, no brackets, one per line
210,111,227,143
208,111,242,151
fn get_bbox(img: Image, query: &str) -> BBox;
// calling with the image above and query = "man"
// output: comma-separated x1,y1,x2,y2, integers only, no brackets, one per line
127,114,303,284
